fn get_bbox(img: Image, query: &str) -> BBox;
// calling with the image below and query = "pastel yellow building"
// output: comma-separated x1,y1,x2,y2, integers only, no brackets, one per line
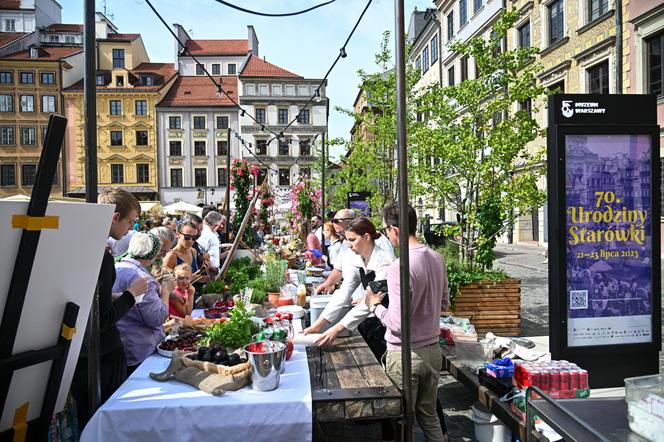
63,32,176,200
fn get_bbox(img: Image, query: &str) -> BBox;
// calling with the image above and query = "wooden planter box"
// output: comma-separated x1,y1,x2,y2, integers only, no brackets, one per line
451,278,521,336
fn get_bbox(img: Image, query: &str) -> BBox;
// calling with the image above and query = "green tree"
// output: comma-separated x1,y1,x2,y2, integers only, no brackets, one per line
410,11,548,270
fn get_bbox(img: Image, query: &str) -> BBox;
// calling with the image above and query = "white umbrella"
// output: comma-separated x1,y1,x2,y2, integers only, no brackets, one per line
162,201,203,215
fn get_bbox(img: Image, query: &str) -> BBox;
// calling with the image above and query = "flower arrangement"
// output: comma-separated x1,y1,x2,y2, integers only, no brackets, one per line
258,186,274,226
289,178,321,235
230,158,259,248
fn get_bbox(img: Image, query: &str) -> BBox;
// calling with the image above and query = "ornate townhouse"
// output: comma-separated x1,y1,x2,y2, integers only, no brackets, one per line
0,0,60,33
0,44,83,197
63,17,176,200
239,54,327,194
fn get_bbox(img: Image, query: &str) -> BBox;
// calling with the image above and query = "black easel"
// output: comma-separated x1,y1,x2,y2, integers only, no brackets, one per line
0,115,77,441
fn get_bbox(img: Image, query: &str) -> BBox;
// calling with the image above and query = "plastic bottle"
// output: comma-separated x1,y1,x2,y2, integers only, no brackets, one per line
296,283,307,307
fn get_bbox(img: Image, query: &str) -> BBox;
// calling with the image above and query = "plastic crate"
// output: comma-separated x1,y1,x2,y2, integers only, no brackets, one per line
625,374,664,442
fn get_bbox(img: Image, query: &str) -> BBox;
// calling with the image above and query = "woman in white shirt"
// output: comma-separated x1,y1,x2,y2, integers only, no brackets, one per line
303,218,395,346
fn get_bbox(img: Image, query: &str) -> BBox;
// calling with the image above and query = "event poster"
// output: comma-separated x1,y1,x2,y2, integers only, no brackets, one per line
565,134,653,347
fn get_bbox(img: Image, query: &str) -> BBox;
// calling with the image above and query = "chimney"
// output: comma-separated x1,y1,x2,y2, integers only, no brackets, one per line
173,23,191,72
247,25,259,57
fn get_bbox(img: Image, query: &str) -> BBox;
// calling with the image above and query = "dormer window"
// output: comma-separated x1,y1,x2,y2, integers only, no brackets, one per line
96,74,105,86
49,35,59,43
115,76,124,86
29,48,38,59
139,75,154,86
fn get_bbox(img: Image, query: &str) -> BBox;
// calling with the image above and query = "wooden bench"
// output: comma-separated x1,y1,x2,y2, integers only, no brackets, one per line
307,334,403,422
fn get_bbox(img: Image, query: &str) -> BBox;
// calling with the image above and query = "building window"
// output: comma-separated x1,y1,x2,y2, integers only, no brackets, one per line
519,98,532,117
40,72,55,85
20,127,35,145
518,21,530,48
431,35,438,64
461,56,468,81
194,168,207,186
193,116,206,129
0,72,11,83
448,66,455,86
589,0,608,22
0,127,14,145
422,47,429,73
136,164,149,183
5,19,15,31
273,85,283,96
20,95,34,112
447,12,454,41
279,139,289,156
169,140,182,156
169,116,181,129
228,63,236,75
136,130,148,146
135,100,147,116
246,84,256,95
217,140,228,156
298,85,309,96
115,75,124,86
218,168,228,186
259,84,269,96
474,0,482,13
587,60,609,94
278,108,288,125
460,0,468,27
196,64,204,75
256,139,267,155
112,49,125,68
257,167,267,184
41,95,55,113
194,140,206,156
96,74,105,85
0,95,13,112
300,167,311,179
65,35,75,43
549,0,564,45
298,109,310,124
139,75,154,86
216,115,229,129
415,56,421,72
300,139,311,156
21,164,36,186
20,72,33,84
110,100,122,116
170,168,183,187
110,131,123,146
548,79,565,93
49,35,59,43
1,164,16,186
111,164,124,183
212,64,220,75
647,31,664,96
279,168,290,186
256,108,266,124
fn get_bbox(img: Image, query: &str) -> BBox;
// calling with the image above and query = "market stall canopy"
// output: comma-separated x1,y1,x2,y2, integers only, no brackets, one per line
140,201,161,213
1,194,82,202
162,201,203,215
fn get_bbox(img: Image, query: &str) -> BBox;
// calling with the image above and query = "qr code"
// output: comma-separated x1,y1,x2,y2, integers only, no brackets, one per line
570,290,588,309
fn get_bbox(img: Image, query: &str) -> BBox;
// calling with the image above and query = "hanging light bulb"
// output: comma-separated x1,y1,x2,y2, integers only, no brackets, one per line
314,89,322,103
340,47,347,58
216,84,222,96
240,109,245,117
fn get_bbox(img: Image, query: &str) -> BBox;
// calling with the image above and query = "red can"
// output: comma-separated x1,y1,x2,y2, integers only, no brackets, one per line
530,370,541,388
569,370,579,389
578,370,589,389
560,370,570,390
549,370,560,391
539,369,551,390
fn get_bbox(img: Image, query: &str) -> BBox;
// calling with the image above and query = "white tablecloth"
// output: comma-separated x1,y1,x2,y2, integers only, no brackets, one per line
81,324,312,441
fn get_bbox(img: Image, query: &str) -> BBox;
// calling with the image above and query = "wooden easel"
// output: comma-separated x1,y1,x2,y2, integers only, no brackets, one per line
0,116,78,442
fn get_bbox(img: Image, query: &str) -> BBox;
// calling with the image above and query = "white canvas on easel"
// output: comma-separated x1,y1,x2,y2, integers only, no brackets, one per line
0,200,115,431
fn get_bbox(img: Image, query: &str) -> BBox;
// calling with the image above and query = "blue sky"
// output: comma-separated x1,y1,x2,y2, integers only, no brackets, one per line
60,0,432,159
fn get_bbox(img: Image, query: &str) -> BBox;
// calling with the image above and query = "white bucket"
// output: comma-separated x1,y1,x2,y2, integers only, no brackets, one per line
309,295,351,336
471,403,511,442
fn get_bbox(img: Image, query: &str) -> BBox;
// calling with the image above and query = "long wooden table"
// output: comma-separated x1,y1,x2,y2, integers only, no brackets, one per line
306,335,402,422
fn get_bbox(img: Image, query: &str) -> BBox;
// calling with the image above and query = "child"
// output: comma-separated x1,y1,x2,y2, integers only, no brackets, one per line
169,264,195,317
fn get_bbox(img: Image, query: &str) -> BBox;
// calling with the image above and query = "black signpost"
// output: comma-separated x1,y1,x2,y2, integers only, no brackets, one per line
548,94,661,388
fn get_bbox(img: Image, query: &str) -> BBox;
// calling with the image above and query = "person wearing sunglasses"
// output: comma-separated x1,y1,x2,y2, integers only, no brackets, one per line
163,221,203,278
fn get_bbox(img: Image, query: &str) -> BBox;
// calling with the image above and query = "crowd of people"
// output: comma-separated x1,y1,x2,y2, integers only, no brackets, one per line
69,187,450,442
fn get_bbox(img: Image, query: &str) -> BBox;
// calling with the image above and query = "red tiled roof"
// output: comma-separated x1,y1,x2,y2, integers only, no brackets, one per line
240,54,301,78
2,46,83,61
0,32,28,47
0,1,22,10
65,62,177,92
43,23,84,32
103,33,140,42
183,39,248,56
159,76,238,107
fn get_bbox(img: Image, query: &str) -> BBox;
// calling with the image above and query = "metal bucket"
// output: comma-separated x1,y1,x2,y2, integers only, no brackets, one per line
244,341,287,391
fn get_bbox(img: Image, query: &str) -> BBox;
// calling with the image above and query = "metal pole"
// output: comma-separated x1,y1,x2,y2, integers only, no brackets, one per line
615,0,623,94
226,128,231,236
84,0,100,414
321,131,326,255
395,0,413,440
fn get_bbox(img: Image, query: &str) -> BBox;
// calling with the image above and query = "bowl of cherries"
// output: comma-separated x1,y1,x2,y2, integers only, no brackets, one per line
203,299,235,319
157,332,203,358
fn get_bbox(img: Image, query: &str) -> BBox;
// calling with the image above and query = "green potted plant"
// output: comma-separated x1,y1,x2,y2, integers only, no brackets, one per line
264,258,288,307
